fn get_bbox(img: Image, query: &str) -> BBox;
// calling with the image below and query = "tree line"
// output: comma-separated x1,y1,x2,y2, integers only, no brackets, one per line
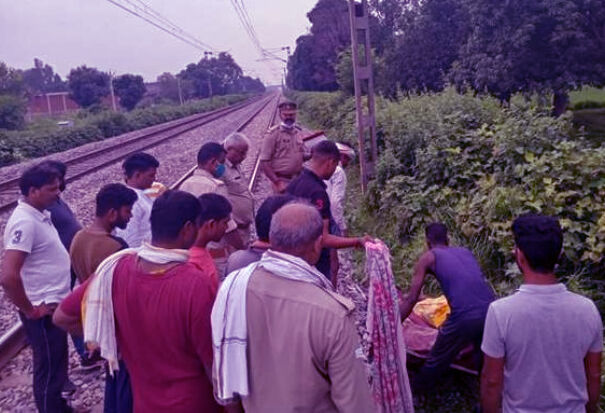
0,53,265,130
287,0,605,114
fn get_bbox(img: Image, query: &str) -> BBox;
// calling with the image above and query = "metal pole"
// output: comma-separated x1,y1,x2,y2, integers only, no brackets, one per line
177,77,184,105
348,0,368,192
109,71,117,112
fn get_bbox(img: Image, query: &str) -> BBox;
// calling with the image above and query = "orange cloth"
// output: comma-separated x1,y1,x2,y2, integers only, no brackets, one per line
189,246,219,291
412,295,451,328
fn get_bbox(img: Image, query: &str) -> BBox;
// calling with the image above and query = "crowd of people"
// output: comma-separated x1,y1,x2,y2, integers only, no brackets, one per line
1,100,602,413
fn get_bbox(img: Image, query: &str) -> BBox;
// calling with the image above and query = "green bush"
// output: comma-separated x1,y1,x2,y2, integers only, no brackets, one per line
291,89,605,313
0,94,27,130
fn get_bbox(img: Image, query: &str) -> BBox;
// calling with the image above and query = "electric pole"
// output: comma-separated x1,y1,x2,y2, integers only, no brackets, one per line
204,51,214,99
348,0,377,193
176,76,184,105
108,71,118,112
281,46,291,90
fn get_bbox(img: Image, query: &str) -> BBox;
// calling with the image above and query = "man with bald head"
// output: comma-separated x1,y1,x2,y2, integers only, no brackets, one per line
212,202,374,413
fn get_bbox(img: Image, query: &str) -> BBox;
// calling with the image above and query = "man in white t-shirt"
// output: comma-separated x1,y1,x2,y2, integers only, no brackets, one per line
1,163,73,412
481,214,602,413
115,152,159,248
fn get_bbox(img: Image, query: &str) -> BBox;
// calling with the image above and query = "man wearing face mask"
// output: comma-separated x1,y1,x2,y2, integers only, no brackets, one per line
180,142,243,277
260,100,309,193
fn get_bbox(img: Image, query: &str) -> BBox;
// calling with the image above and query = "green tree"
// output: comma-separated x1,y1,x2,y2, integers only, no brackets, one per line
113,74,146,110
450,0,605,114
0,94,27,130
22,58,67,95
392,0,470,93
156,72,181,102
180,52,244,98
0,62,24,95
287,0,351,91
68,66,110,108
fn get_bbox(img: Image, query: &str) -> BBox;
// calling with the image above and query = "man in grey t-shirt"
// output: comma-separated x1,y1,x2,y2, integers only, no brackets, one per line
481,214,602,413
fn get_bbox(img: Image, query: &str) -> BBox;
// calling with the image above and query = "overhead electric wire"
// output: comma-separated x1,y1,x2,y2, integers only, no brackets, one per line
104,0,216,52
125,0,216,51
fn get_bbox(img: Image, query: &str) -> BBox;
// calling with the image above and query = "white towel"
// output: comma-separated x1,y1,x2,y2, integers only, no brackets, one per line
83,243,189,375
211,249,337,404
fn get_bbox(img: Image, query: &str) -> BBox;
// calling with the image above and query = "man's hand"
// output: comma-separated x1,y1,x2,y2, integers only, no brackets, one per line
356,235,374,248
25,302,54,320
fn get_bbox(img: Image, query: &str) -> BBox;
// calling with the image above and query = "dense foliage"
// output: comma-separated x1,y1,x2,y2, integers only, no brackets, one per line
113,74,146,111
290,90,605,313
67,66,110,108
289,0,605,111
0,94,248,167
0,95,27,130
286,0,351,91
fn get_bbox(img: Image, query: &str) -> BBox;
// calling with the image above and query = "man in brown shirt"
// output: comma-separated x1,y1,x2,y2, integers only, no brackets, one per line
70,183,137,282
212,202,374,412
260,101,309,193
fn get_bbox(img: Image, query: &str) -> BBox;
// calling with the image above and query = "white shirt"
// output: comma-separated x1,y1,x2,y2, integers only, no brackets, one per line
115,186,153,248
325,164,347,231
3,200,71,305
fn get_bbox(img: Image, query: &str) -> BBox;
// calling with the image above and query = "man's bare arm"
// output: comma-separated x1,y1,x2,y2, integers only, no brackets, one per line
1,250,36,316
321,220,367,249
399,250,434,321
481,354,505,413
584,351,602,413
52,306,83,336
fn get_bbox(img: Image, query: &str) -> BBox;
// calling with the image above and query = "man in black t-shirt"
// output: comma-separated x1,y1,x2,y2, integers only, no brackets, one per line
287,140,370,282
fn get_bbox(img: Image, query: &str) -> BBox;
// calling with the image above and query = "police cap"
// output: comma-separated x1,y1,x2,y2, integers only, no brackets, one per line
278,101,297,110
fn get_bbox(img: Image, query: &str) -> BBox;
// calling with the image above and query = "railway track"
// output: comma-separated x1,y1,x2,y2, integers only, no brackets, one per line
0,94,268,214
0,92,280,371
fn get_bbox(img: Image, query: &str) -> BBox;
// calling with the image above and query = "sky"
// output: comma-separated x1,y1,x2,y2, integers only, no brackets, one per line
0,0,318,85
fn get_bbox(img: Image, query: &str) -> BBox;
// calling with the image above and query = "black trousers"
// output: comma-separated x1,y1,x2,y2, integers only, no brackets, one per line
413,313,486,394
19,312,70,413
104,359,133,413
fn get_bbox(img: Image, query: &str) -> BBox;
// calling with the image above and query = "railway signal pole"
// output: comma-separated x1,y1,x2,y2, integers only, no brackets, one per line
347,0,377,193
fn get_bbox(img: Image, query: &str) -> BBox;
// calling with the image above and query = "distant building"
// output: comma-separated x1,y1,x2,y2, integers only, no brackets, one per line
27,92,120,120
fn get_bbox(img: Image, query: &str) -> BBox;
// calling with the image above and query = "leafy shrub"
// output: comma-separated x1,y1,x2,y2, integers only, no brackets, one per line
0,94,27,130
291,89,605,314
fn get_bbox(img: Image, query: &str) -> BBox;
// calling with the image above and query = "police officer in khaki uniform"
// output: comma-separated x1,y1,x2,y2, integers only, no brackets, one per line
222,132,255,246
260,101,309,193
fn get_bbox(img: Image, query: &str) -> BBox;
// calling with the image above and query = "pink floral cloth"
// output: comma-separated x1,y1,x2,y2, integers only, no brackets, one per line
365,241,414,413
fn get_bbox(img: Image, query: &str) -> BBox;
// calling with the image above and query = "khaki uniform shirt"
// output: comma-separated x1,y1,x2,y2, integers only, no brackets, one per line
260,125,306,177
180,168,229,198
243,267,374,413
221,160,254,227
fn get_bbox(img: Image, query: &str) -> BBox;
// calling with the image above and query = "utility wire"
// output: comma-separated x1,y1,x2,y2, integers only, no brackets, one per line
125,0,216,51
105,0,216,52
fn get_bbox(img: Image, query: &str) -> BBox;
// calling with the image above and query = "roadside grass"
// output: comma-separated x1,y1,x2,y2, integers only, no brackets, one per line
570,86,605,105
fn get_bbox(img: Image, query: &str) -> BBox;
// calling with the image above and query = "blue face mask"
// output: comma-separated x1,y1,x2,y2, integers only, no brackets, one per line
214,163,226,178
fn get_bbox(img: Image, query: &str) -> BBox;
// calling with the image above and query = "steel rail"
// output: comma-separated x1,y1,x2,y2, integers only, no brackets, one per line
0,95,267,214
0,93,277,370
171,93,280,190
247,94,280,193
